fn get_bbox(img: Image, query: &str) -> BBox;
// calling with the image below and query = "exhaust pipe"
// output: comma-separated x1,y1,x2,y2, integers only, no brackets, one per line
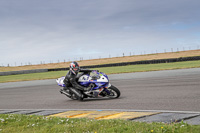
60,89,71,97
70,89,82,98
68,88,83,98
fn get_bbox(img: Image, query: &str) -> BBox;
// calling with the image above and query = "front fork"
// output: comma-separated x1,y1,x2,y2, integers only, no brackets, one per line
103,88,110,95
104,83,112,95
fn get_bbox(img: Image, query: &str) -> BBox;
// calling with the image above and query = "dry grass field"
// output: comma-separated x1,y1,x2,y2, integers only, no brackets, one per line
1,50,200,72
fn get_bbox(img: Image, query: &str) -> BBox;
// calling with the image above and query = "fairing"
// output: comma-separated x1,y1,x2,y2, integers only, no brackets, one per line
56,72,109,90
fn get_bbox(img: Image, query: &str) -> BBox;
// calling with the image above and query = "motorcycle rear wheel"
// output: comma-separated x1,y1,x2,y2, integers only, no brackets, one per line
107,85,120,98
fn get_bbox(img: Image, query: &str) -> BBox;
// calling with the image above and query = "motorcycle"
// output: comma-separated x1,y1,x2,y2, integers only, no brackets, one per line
56,70,120,101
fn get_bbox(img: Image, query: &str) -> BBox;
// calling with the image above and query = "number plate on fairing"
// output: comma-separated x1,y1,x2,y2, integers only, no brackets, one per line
78,75,91,82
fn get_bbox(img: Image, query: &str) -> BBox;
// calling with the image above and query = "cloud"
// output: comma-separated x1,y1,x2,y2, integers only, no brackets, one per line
0,0,200,65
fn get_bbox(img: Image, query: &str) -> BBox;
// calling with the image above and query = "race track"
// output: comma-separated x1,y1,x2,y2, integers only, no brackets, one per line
0,68,200,112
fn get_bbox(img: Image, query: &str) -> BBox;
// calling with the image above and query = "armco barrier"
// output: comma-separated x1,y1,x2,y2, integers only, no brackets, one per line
1,56,200,76
0,69,48,76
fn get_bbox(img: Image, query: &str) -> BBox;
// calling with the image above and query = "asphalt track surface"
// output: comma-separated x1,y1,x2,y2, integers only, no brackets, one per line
0,68,200,112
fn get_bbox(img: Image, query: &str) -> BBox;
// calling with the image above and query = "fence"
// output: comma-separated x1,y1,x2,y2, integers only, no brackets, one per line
1,56,200,76
1,46,200,67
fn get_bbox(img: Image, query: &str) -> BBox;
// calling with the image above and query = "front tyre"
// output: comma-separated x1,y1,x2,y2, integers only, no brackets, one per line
107,85,120,98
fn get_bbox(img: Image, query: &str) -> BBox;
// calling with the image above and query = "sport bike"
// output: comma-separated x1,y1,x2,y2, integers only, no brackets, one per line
56,71,120,100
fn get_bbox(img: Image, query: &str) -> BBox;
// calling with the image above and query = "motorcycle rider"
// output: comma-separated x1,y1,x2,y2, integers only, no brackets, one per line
61,61,95,100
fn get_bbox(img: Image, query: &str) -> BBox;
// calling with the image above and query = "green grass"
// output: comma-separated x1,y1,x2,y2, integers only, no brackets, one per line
98,60,200,74
0,114,199,133
0,60,200,83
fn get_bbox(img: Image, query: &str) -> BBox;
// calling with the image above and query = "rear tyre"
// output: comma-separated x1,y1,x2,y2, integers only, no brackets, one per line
107,85,120,98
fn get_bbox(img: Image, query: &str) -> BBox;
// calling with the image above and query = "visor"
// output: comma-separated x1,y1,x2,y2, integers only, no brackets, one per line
73,67,79,71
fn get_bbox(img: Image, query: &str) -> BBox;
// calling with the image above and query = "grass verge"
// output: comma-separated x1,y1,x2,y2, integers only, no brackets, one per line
0,114,200,133
0,60,200,83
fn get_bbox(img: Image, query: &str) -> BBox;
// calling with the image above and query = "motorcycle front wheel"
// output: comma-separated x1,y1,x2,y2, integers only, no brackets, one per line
107,85,121,98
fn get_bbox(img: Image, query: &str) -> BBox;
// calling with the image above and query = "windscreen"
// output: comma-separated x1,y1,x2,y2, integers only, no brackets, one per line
90,71,100,80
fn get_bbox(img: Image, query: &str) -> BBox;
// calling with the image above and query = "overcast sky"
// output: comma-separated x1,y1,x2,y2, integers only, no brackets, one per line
0,0,200,66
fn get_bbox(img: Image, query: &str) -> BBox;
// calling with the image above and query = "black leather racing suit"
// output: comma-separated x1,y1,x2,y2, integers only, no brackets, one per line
63,69,93,99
